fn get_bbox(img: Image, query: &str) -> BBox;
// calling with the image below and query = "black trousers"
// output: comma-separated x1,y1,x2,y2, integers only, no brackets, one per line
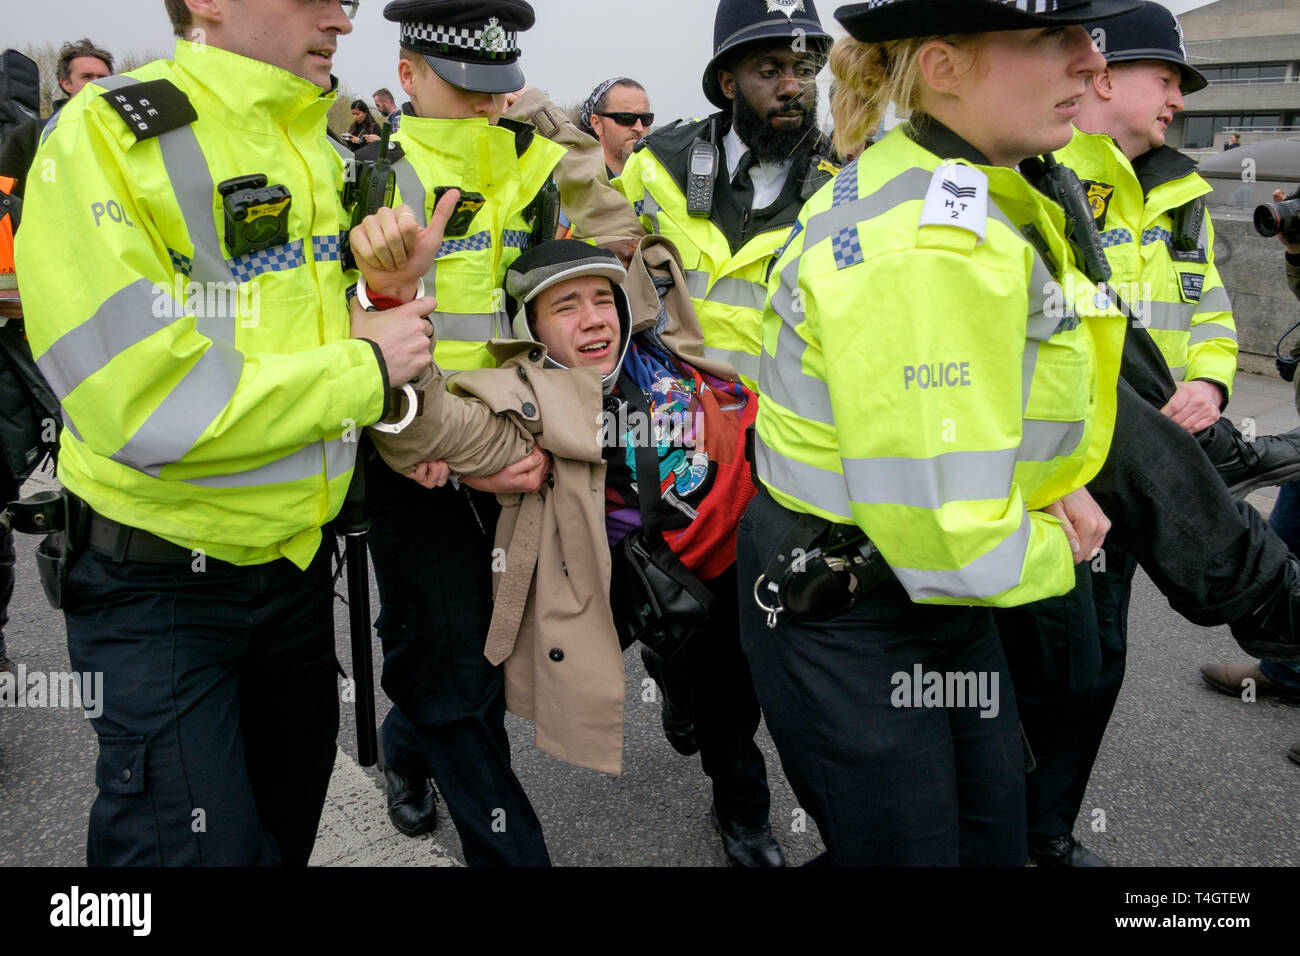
365,459,550,867
0,461,15,662
996,324,1288,838
737,488,1026,866
996,547,1137,838
640,565,771,828
65,536,339,866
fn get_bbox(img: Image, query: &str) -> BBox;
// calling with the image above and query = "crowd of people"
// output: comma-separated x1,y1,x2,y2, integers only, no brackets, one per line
1,0,1298,869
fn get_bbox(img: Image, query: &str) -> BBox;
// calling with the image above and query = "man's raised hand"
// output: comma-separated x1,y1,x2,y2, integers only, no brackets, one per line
351,188,463,302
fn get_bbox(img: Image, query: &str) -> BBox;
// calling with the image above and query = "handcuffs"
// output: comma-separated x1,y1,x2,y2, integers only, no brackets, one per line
355,277,425,436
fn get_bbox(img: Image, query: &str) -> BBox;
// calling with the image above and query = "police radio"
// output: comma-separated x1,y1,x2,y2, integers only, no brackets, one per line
1036,154,1111,285
348,122,397,233
218,174,291,258
686,140,719,217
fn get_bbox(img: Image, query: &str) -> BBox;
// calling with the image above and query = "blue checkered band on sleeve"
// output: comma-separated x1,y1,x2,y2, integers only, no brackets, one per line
228,240,306,284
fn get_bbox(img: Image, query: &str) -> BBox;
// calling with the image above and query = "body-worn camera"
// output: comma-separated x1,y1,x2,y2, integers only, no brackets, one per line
1254,191,1300,244
433,185,487,238
219,174,291,258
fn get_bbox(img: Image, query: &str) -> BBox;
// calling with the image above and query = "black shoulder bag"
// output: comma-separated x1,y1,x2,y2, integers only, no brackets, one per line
608,371,714,658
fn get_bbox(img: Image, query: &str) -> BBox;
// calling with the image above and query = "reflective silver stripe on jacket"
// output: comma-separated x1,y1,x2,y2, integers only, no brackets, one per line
801,168,933,251
701,346,759,384
705,276,768,312
185,435,355,488
842,448,1016,509
434,312,496,342
763,256,833,426
891,510,1032,602
684,269,710,300
392,157,428,227
38,278,168,401
110,342,245,475
756,434,852,519
1189,321,1237,346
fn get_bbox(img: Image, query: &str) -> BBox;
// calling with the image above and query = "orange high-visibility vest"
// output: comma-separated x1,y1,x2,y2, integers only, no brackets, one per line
0,174,16,275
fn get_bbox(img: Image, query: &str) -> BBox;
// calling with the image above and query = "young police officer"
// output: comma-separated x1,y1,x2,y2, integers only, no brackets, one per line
997,1,1300,866
357,0,632,866
13,0,440,866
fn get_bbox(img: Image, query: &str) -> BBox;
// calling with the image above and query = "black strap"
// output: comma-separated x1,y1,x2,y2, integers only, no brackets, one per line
619,369,668,544
762,510,831,585
618,370,714,604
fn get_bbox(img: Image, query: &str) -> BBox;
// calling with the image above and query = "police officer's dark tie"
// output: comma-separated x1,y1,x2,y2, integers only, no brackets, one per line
732,150,756,208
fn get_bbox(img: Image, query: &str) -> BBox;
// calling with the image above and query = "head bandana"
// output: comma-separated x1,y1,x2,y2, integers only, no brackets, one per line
580,77,636,134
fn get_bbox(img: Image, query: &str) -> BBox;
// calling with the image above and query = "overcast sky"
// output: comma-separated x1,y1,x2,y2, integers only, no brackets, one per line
10,0,1214,122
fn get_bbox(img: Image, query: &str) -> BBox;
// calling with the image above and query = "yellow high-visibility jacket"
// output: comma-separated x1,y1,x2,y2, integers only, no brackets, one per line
1058,129,1237,393
615,115,839,392
15,41,386,568
385,114,565,373
758,124,1126,607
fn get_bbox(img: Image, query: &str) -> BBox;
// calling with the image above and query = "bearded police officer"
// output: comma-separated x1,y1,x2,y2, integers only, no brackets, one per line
13,0,440,866
611,0,843,868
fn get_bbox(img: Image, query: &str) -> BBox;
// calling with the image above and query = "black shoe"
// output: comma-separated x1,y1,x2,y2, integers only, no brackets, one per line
1028,834,1110,867
662,692,699,757
384,768,438,837
710,804,785,867
1214,424,1300,498
1230,556,1300,662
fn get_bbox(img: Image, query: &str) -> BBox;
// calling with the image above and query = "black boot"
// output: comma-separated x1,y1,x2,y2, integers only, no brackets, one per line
1028,834,1109,867
710,803,785,867
384,768,439,837
1204,421,1300,498
1230,556,1300,662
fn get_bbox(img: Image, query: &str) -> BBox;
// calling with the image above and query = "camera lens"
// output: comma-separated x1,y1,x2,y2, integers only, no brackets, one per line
1254,203,1282,238
243,215,283,246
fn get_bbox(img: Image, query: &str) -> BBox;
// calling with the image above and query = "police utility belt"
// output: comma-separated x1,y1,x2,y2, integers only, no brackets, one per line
752,508,893,629
4,490,196,612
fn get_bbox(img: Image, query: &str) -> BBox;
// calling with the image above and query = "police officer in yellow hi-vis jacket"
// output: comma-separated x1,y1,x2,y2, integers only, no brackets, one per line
739,0,1141,866
996,2,1300,867
13,0,444,866
351,0,634,866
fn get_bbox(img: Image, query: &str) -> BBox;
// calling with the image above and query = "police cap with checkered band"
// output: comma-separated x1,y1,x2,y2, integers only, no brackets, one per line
704,0,834,110
384,0,535,94
833,0,1143,43
1085,1,1207,94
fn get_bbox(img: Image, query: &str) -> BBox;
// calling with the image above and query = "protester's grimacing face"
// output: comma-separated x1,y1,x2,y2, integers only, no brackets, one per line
591,85,652,169
59,56,111,98
1103,61,1185,158
531,277,622,377
190,0,353,91
400,55,505,123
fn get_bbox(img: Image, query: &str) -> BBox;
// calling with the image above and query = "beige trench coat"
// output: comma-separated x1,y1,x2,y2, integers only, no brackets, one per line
369,236,738,775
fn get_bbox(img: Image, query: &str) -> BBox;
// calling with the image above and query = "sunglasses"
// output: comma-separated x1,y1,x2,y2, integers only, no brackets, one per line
597,111,654,128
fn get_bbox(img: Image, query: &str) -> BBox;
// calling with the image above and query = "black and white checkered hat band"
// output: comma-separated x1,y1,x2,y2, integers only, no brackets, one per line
401,21,519,56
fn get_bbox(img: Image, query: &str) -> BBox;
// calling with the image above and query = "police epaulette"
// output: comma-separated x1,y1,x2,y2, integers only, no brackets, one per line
99,79,197,142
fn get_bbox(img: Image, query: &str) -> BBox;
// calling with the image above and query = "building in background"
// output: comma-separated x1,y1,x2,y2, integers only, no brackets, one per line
1171,0,1300,151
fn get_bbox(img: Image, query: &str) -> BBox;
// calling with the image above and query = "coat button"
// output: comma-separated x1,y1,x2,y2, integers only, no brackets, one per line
548,648,564,662
522,402,537,417
529,348,543,362
120,768,133,783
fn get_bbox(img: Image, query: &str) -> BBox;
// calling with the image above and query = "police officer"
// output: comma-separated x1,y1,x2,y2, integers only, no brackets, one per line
743,0,1143,865
1001,1,1300,866
617,0,839,394
13,0,439,866
355,0,629,866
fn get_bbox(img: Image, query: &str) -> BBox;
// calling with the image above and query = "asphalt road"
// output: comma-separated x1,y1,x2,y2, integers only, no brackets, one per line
2,372,1298,867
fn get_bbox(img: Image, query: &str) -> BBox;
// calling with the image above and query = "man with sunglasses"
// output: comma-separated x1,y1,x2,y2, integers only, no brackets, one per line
580,79,653,179
13,0,440,866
